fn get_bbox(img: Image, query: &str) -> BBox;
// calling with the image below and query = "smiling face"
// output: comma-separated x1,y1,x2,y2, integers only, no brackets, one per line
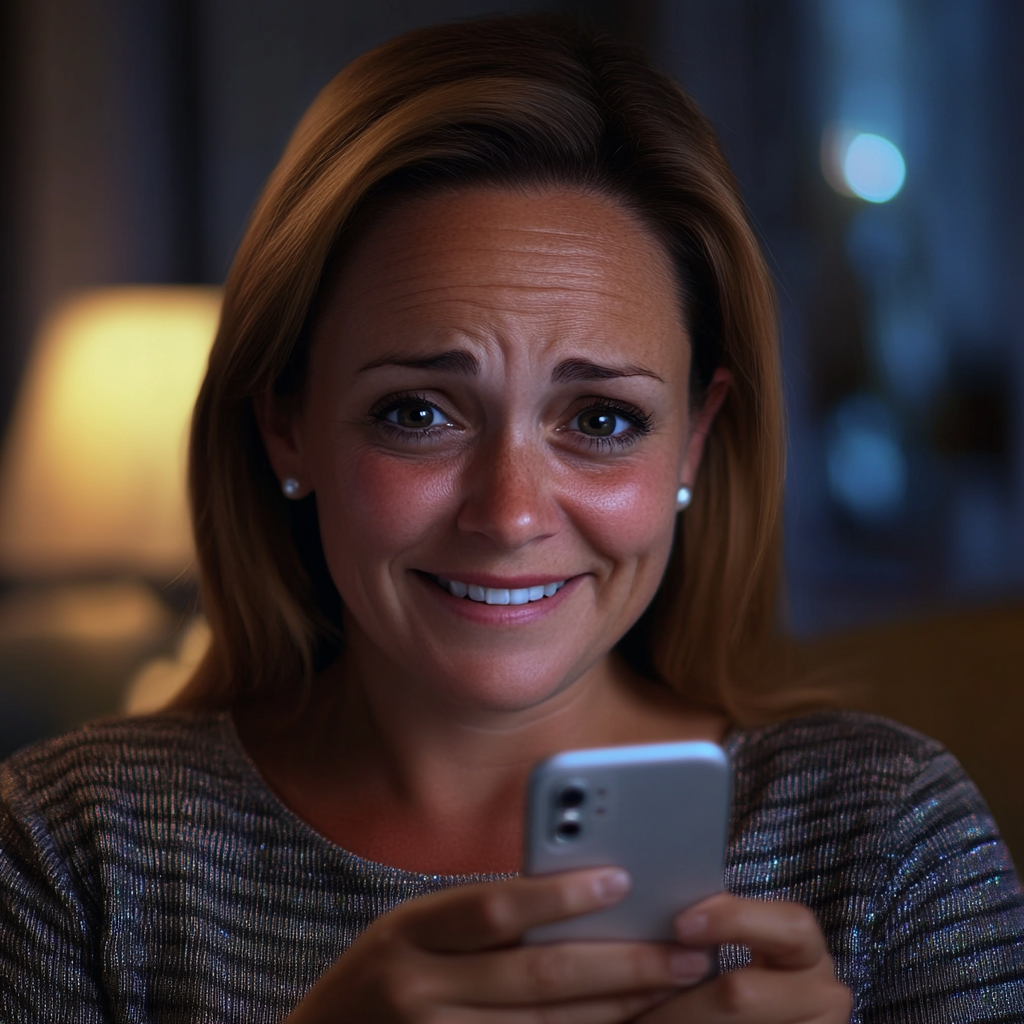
259,187,726,716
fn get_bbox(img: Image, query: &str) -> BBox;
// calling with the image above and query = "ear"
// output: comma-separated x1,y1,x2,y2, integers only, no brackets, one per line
680,367,732,489
253,389,311,498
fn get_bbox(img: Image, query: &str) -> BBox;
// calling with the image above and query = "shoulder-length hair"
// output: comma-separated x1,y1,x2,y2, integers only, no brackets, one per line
174,15,790,725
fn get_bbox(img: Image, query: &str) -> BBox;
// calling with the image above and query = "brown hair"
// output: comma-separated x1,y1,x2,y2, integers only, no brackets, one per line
175,15,792,724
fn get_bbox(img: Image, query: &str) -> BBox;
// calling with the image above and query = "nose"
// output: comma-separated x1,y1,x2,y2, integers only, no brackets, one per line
455,431,560,550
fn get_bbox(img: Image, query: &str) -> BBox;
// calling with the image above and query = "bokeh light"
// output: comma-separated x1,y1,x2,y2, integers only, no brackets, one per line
842,133,906,203
827,394,907,521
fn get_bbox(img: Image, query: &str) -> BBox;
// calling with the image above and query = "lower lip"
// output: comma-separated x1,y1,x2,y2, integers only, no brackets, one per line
413,572,581,625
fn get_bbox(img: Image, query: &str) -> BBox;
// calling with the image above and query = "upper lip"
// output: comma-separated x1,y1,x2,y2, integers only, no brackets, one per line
421,571,575,588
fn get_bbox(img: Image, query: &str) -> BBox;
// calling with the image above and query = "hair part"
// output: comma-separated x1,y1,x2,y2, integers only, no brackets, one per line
175,14,797,725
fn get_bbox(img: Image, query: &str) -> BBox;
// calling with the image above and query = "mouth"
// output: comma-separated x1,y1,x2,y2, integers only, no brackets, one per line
432,575,567,606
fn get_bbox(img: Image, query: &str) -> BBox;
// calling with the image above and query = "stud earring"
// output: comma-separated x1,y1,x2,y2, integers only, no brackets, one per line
675,486,692,511
281,477,301,499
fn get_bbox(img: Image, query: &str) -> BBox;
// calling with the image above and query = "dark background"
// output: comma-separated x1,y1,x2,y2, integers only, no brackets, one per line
0,1,1022,848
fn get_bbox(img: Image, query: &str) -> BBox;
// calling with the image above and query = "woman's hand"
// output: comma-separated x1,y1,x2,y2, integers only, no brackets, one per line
636,893,852,1024
285,867,710,1024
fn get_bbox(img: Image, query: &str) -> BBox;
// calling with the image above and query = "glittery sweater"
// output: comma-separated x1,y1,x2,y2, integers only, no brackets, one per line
0,710,1021,1022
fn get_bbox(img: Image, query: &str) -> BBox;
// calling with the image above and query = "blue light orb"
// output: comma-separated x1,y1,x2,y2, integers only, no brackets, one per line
826,394,907,522
842,133,906,203
827,429,906,519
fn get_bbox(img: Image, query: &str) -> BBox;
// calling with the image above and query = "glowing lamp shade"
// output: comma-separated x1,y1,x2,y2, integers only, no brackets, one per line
0,287,221,579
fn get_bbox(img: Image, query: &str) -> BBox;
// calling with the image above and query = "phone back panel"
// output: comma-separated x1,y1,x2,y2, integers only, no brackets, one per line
523,741,730,943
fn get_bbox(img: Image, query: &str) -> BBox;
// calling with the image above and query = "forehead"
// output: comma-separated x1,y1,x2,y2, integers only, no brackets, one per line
314,186,689,373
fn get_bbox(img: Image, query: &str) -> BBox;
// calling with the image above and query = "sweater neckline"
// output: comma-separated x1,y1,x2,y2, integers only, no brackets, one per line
218,708,513,883
216,707,744,885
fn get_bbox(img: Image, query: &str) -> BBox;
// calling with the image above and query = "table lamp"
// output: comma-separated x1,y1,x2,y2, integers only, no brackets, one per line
0,286,221,581
0,287,221,737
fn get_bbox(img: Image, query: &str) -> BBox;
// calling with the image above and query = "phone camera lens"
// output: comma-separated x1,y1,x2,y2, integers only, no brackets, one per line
555,819,582,840
558,785,587,809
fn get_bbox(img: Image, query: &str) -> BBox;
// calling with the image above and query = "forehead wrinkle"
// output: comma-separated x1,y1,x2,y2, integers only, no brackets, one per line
346,259,664,309
356,218,661,273
342,250,646,290
349,183,679,276
357,248,632,291
349,287,660,330
402,218,643,245
335,224,675,320
322,189,689,374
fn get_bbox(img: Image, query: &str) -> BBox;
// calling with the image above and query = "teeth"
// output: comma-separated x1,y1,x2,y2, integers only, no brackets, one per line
437,577,566,604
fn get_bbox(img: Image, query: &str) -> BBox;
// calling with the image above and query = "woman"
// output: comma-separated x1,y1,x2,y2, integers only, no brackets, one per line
1,16,1021,1024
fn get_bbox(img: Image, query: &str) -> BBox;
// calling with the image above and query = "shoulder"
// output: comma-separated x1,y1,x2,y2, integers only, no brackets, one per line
722,709,1006,889
727,707,946,764
0,712,258,867
722,716,1024,1021
722,710,1024,968
723,709,1017,904
726,708,956,806
2,711,237,803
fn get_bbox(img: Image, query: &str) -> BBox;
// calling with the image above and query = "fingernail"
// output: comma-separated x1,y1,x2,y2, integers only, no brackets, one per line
670,949,709,984
593,869,631,903
674,912,708,942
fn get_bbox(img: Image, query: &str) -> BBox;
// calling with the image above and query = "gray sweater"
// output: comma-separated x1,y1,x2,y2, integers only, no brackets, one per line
0,710,1021,1022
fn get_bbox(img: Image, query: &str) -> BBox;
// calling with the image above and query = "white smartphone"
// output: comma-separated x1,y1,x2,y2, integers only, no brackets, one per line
523,740,730,943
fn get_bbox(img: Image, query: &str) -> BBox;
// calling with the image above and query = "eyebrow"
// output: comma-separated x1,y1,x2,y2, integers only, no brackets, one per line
551,358,664,384
357,350,480,375
355,350,664,384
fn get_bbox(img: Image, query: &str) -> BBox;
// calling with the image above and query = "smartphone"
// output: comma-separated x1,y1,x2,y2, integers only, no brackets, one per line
522,740,730,943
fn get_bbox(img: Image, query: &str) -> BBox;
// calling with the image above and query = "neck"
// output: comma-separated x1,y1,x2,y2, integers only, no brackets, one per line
234,644,727,874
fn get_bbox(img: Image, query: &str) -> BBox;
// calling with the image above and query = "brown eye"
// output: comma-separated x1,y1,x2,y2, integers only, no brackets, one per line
575,409,625,437
385,401,443,429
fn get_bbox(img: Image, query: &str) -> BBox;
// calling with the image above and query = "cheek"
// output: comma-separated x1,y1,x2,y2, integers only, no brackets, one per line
565,462,678,567
316,450,459,564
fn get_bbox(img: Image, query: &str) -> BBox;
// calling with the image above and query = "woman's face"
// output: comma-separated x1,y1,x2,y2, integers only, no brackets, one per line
261,187,725,714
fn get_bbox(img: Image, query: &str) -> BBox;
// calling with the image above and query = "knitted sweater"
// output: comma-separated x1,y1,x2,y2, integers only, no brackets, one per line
1,710,1021,1022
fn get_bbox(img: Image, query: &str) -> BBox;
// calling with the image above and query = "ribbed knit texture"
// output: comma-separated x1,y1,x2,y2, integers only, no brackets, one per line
1,710,1021,1022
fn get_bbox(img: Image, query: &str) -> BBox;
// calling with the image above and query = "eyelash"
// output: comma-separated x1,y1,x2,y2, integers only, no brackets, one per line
369,392,654,450
369,392,456,442
566,398,654,450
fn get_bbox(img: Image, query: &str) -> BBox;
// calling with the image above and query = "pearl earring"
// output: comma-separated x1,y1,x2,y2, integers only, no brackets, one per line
281,477,301,499
675,486,692,511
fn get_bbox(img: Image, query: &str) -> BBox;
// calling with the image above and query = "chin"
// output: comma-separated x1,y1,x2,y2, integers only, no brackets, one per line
421,652,589,715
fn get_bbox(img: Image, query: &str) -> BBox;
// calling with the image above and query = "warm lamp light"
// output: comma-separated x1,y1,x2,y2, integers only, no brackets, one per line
0,287,221,580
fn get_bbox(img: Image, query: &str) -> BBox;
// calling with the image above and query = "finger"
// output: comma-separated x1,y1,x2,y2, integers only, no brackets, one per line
638,966,852,1024
449,942,710,1005
674,894,830,971
399,869,632,952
